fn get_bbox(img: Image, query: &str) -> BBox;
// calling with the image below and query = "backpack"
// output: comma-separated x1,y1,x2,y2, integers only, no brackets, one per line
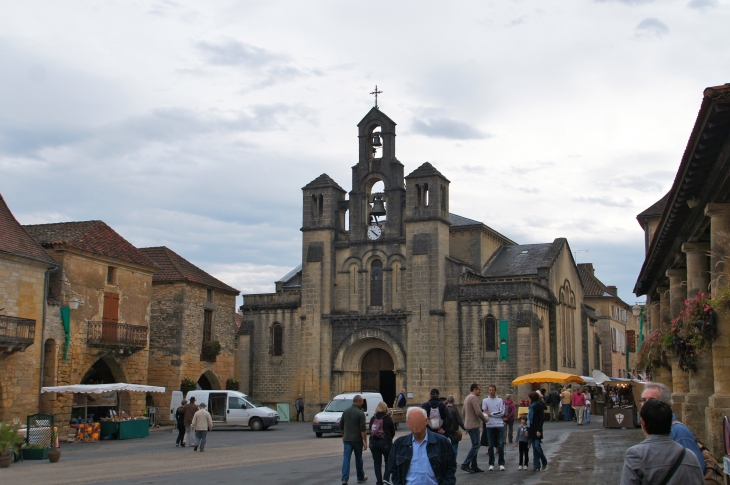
371,416,385,439
429,404,443,430
697,442,723,485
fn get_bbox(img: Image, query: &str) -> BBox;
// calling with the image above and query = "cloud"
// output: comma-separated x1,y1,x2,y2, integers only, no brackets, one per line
572,196,634,208
687,0,719,9
635,18,669,38
510,161,555,174
519,187,540,194
197,39,286,68
594,0,654,4
411,118,491,140
461,164,486,174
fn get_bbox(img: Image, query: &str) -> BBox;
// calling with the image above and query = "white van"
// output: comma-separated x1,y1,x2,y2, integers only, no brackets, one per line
312,392,383,438
170,390,279,431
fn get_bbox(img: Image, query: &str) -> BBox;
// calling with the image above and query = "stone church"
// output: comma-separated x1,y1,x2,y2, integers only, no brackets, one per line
239,107,587,416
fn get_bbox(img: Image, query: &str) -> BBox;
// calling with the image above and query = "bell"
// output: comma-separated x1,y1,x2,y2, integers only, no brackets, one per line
372,134,382,147
370,196,386,218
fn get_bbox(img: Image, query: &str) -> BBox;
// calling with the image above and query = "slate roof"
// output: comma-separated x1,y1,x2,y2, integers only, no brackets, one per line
483,242,557,277
302,174,346,192
139,246,239,294
449,213,483,227
276,264,302,284
636,193,669,221
0,193,57,266
405,162,450,182
577,263,613,297
23,221,154,268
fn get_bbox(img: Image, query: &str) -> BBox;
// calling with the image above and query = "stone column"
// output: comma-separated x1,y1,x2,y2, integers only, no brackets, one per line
656,286,673,391
682,243,713,442
667,269,689,420
705,203,730,456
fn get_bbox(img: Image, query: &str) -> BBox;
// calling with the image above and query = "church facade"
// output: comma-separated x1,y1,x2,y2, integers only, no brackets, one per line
239,108,587,416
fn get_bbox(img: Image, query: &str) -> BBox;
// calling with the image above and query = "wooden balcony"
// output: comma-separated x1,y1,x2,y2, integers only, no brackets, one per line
0,315,36,353
87,321,148,351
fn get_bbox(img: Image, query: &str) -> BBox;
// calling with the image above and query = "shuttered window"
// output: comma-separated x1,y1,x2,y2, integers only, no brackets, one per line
102,292,119,323
203,310,213,343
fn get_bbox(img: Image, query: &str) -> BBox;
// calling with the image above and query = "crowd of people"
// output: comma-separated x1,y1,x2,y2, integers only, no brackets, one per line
339,384,554,485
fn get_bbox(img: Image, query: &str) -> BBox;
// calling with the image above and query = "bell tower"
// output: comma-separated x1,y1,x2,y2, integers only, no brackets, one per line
350,107,406,244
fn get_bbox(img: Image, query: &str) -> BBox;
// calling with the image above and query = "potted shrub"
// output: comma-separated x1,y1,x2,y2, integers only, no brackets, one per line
0,422,25,468
48,427,61,463
21,444,48,460
226,378,240,391
180,377,197,394
201,340,222,361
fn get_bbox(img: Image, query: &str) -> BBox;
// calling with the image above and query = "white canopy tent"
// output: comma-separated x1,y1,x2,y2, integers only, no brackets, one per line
41,383,165,421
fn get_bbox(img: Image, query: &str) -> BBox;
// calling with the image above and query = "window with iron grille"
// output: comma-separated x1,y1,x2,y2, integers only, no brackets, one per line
273,324,283,356
203,310,213,343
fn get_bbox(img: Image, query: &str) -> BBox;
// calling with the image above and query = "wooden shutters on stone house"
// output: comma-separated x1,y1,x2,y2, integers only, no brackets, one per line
102,292,120,344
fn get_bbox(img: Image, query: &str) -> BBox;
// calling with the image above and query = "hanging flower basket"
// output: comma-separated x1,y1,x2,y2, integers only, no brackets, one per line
637,328,671,371
180,377,197,394
660,292,718,373
225,378,239,391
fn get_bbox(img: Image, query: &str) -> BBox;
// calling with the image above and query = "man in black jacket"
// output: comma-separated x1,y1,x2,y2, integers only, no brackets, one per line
421,389,451,436
389,407,456,485
527,392,548,471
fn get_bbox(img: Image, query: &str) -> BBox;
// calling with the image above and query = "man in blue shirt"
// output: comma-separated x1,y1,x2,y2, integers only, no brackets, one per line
389,407,456,485
641,383,705,474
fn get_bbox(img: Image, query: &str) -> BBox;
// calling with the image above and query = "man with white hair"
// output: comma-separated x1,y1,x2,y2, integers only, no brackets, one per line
640,382,705,474
388,407,456,485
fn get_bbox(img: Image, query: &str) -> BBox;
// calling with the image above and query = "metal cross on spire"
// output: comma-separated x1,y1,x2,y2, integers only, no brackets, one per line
370,85,383,109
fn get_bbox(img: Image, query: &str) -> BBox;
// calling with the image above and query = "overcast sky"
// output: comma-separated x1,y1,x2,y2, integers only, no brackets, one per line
1,0,728,307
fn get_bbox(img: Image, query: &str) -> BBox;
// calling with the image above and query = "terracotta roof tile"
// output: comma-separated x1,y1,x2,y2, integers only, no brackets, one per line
23,220,154,268
139,246,239,295
0,193,57,266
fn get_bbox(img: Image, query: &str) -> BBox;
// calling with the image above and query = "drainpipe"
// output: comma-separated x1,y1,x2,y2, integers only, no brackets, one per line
38,268,51,414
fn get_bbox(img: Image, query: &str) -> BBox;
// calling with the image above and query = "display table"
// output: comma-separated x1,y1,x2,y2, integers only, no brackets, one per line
100,419,149,440
517,406,550,418
604,407,636,428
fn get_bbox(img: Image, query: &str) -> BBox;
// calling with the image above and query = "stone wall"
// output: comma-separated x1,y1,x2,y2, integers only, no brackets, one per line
0,254,49,421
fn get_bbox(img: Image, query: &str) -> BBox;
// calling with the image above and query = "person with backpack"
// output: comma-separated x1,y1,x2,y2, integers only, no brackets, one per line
369,401,395,485
620,399,703,484
421,389,451,436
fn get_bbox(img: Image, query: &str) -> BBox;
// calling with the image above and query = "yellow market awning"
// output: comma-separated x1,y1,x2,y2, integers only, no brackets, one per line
512,371,585,386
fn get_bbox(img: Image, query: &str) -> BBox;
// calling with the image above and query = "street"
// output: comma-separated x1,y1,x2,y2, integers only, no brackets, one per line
2,417,643,484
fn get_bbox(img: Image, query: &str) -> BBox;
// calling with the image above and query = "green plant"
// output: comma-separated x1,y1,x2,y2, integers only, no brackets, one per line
201,340,222,358
637,328,671,372
660,292,718,372
181,377,197,393
0,423,25,456
24,445,46,450
226,378,240,391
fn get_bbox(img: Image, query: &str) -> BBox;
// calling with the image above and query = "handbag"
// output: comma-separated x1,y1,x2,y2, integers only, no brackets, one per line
454,429,462,442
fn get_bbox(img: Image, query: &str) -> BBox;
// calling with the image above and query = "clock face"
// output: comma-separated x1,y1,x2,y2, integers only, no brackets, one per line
367,225,382,241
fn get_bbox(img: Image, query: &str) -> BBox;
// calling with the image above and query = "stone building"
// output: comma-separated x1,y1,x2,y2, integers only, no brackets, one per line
139,246,239,419
634,83,730,456
0,193,57,422
578,263,637,378
240,107,588,417
23,221,156,425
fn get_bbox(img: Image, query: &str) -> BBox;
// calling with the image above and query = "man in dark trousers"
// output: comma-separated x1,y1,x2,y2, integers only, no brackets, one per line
295,394,305,422
397,389,407,408
341,395,368,485
183,396,199,447
422,389,451,436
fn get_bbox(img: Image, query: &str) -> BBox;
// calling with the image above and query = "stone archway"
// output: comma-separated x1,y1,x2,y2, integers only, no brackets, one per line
197,370,221,390
333,331,406,407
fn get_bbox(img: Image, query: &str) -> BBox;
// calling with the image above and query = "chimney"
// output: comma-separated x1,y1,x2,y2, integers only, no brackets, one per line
607,285,617,296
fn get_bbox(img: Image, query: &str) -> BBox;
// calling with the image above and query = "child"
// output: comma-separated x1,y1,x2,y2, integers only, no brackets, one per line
515,416,530,470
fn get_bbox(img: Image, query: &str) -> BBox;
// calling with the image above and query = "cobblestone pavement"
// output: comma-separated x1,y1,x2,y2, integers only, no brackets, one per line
0,419,643,484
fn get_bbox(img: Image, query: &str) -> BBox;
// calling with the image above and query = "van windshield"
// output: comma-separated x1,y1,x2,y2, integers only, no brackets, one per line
324,399,353,412
244,397,263,408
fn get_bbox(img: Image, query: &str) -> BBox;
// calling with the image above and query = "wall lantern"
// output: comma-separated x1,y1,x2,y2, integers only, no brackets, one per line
69,297,81,310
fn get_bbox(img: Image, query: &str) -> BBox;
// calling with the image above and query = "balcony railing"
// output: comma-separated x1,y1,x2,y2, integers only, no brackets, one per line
0,315,36,353
87,321,148,349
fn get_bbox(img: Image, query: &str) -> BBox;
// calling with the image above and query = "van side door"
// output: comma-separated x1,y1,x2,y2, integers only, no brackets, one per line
227,396,250,426
209,392,227,423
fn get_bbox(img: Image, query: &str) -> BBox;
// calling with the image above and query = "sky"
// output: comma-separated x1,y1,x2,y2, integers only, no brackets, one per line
1,0,728,307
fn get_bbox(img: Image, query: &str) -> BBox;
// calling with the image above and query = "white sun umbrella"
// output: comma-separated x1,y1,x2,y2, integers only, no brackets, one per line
42,383,165,420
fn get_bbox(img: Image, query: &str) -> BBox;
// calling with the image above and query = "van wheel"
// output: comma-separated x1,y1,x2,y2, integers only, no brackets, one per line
250,418,264,431
315,432,323,438
394,422,400,430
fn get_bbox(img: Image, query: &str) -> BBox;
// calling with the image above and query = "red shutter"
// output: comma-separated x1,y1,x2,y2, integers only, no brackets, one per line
627,329,636,352
103,292,119,323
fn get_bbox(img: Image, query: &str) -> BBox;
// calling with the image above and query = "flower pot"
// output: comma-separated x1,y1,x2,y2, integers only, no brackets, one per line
0,454,11,468
48,449,61,463
21,447,49,460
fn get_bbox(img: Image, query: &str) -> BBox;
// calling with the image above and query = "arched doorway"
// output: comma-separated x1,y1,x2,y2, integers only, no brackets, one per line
361,348,395,407
81,358,118,384
197,371,221,390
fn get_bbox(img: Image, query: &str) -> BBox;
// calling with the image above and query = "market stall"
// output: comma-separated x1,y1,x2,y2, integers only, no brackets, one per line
512,371,585,418
41,383,165,441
